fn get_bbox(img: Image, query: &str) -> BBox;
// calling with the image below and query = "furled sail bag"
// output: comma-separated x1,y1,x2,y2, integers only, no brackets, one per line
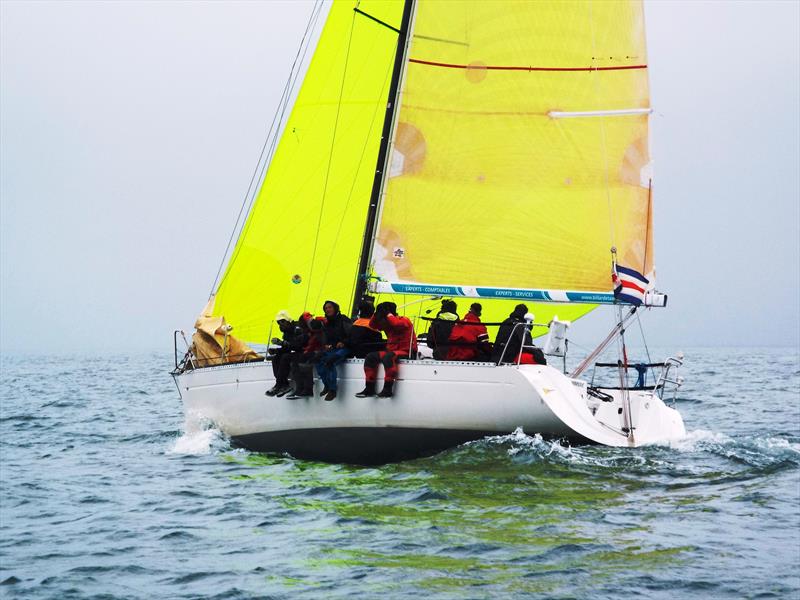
191,298,261,366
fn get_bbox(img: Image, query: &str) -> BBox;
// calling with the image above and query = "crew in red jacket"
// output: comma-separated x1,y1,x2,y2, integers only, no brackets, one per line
355,301,417,398
446,302,491,361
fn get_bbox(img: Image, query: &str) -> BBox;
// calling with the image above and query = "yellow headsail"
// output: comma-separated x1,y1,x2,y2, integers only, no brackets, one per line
211,0,405,343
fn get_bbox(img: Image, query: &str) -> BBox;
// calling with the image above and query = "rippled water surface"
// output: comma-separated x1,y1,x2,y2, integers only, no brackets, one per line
1,348,799,599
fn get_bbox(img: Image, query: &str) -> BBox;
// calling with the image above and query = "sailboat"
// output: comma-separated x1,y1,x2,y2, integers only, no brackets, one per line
172,0,686,464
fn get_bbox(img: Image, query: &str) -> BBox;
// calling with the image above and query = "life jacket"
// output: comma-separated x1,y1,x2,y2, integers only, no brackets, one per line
348,318,384,358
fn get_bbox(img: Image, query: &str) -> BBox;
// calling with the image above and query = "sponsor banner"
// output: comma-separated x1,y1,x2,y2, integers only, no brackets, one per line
373,281,621,304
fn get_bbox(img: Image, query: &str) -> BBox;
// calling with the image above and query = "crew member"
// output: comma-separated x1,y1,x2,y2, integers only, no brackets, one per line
447,302,491,361
286,313,324,399
266,310,305,397
315,300,352,401
428,299,458,360
491,304,546,365
356,301,417,398
348,301,384,358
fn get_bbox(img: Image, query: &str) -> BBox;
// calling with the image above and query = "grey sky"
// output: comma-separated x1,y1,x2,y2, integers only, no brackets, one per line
1,0,798,354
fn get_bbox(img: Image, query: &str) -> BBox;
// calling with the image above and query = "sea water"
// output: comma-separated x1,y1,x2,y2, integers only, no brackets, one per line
1,348,798,599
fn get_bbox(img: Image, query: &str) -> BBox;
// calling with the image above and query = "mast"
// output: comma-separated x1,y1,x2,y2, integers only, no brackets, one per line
351,0,416,316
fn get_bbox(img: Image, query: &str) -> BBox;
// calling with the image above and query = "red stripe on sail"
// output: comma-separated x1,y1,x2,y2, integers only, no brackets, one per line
621,280,645,294
409,58,648,72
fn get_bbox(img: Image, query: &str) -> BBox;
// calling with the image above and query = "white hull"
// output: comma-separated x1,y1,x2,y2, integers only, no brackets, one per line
174,359,685,464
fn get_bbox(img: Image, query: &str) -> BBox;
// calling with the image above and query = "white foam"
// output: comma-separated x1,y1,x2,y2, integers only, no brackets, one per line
167,412,229,455
752,435,800,455
168,427,224,455
665,429,734,452
485,427,578,460
663,429,800,461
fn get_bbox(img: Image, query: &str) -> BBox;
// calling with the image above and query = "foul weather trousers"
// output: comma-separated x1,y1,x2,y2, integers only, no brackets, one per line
290,352,319,394
315,348,350,391
364,350,408,383
273,350,298,385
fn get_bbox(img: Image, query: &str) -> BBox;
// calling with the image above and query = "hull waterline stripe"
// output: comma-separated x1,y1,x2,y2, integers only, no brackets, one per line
409,58,648,72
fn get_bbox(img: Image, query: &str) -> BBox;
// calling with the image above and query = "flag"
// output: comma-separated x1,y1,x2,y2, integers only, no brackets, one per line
612,265,649,306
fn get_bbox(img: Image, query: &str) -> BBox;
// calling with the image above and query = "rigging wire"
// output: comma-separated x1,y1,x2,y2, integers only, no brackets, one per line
210,0,325,297
303,9,358,310
636,309,652,364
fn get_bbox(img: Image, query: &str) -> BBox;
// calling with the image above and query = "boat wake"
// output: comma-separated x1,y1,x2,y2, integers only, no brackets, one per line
664,428,800,468
464,427,590,462
455,427,800,474
167,414,231,456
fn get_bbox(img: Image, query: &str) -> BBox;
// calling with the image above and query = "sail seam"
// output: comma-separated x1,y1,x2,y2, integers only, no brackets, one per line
398,104,650,117
408,58,647,72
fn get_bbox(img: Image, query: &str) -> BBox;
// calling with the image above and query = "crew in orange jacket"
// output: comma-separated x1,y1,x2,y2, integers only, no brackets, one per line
355,301,417,398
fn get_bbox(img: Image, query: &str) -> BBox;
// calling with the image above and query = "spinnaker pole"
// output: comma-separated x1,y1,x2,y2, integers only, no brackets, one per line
351,0,416,316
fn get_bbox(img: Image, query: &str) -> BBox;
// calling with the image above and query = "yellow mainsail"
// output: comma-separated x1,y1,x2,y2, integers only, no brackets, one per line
370,0,654,323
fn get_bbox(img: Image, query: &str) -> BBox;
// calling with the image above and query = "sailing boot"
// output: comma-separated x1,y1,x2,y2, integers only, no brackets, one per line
265,383,284,396
285,384,303,400
377,381,394,398
354,382,376,398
